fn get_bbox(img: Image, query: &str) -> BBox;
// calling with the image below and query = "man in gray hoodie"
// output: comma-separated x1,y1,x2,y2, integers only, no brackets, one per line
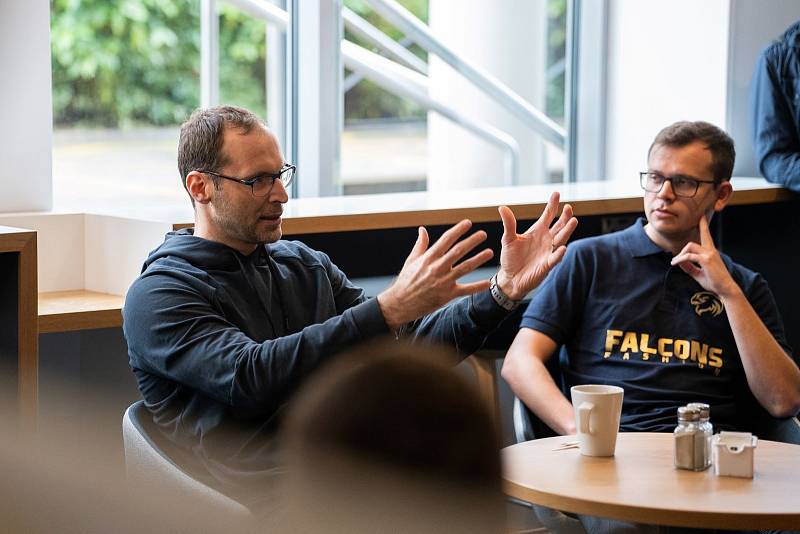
122,105,576,511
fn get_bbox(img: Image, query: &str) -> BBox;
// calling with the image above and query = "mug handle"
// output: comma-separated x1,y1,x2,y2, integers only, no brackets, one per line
578,401,595,435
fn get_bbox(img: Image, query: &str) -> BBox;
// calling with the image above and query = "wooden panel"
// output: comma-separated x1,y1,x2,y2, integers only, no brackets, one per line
17,232,37,425
38,291,125,334
0,227,38,429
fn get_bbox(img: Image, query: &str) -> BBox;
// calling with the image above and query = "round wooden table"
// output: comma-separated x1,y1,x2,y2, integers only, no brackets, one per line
502,432,800,530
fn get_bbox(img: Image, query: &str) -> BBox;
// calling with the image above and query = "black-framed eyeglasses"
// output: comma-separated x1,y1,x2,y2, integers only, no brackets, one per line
199,163,295,197
639,171,717,198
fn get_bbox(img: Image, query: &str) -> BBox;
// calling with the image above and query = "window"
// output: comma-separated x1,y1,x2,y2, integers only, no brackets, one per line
50,0,198,208
49,0,578,208
339,0,571,195
50,0,284,210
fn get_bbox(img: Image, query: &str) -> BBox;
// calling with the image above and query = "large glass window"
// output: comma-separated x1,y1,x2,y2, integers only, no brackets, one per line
50,0,198,208
50,0,571,208
50,0,277,210
341,0,428,195
339,0,570,195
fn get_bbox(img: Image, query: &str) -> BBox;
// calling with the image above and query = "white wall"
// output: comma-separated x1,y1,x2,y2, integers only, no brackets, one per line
604,0,730,182
0,0,53,212
0,213,169,295
0,214,84,292
84,215,171,296
428,0,549,190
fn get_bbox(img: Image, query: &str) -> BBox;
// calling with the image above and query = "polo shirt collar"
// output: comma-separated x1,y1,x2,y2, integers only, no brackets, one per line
624,218,665,258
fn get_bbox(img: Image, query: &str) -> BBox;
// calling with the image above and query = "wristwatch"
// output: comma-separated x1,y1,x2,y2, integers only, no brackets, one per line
489,274,520,311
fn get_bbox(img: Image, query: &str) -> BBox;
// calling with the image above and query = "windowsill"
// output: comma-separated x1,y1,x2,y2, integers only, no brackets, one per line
47,177,793,235
176,177,789,234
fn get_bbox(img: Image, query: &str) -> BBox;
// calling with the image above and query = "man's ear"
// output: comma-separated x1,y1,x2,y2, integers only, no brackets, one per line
712,180,733,213
186,171,213,205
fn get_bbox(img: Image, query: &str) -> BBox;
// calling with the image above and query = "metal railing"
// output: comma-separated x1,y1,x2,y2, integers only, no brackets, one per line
366,0,566,150
342,41,520,186
200,0,564,188
343,7,427,75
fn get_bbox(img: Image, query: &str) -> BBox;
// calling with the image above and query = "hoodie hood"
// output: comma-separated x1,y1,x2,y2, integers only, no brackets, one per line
142,228,269,273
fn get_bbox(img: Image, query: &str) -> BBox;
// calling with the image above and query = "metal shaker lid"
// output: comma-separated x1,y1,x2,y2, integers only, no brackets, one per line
686,402,710,419
677,406,700,422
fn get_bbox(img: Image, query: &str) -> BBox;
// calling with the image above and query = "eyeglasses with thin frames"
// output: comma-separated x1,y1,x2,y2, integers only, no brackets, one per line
639,171,717,198
199,163,296,197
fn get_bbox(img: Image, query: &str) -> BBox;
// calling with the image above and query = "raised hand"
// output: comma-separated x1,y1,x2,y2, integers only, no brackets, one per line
495,192,578,300
377,219,495,331
670,215,740,299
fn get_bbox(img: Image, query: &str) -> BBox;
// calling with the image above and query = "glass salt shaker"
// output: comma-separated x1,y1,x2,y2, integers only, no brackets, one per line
687,402,712,468
674,406,705,471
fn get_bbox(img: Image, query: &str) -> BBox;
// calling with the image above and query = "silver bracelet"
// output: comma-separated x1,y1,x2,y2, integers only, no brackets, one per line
489,274,520,311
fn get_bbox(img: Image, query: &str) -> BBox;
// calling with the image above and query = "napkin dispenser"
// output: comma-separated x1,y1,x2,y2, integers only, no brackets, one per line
712,431,757,478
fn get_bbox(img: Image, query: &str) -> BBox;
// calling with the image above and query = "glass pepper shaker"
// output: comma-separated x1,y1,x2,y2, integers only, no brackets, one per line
687,402,712,469
674,406,706,471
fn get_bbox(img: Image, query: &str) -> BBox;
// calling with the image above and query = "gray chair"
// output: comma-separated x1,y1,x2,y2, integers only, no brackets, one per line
122,400,252,519
512,347,568,443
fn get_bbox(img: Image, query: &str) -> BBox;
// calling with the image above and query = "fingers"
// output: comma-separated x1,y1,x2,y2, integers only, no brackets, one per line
523,192,561,235
403,226,429,268
539,191,560,227
548,245,568,270
450,248,494,279
677,261,701,277
698,215,713,247
440,229,488,267
671,252,701,266
553,213,578,248
498,205,517,245
549,203,573,235
427,219,473,257
671,240,703,266
452,279,492,298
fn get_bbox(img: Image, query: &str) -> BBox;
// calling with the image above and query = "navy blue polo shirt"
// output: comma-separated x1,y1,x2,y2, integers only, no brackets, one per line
521,219,793,432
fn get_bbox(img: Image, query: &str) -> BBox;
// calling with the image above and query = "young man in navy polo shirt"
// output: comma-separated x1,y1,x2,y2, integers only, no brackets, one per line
502,121,800,441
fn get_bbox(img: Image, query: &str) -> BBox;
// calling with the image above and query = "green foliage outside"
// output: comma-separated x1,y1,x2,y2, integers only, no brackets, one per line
50,0,564,128
342,0,427,122
51,0,198,127
51,0,268,128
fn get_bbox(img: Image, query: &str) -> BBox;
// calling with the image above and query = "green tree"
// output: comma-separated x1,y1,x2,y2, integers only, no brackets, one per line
51,0,200,127
218,4,267,118
51,0,269,128
50,0,431,128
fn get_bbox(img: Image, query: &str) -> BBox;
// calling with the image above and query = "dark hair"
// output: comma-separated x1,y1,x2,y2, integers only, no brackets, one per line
280,340,504,532
283,339,501,488
648,121,736,182
177,105,266,205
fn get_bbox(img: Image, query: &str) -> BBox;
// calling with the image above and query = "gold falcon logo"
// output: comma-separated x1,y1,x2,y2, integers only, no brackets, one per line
690,291,724,317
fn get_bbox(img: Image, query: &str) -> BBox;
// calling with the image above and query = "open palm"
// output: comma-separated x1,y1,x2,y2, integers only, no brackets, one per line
496,192,577,300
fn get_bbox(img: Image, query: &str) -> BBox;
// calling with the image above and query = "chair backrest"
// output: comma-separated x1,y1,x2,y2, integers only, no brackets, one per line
511,347,568,443
121,400,252,518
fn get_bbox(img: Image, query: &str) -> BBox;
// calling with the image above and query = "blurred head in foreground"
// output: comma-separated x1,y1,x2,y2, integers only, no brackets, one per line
280,340,505,533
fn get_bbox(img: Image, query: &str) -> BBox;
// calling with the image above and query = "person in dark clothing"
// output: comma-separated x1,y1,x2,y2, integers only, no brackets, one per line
122,105,577,511
502,121,800,533
504,120,800,438
752,20,800,192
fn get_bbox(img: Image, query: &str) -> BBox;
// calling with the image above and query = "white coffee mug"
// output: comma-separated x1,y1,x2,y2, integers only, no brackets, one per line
571,384,624,457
